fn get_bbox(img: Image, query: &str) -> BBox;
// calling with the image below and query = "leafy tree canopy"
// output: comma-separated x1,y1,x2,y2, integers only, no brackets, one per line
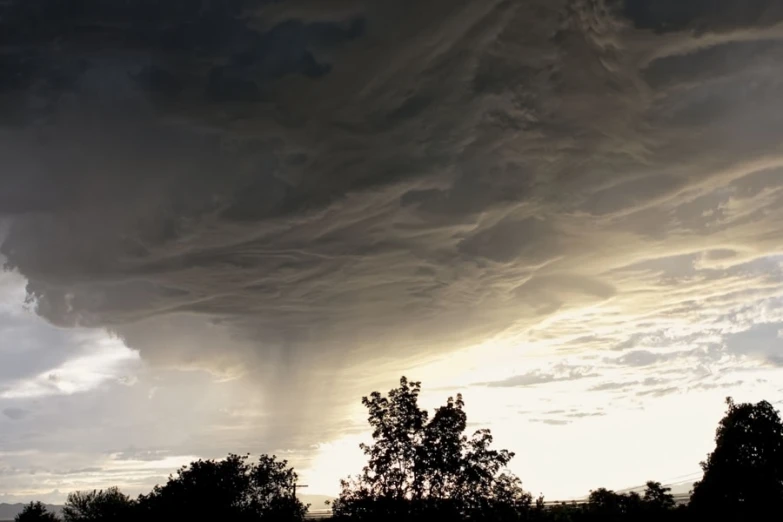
62,487,134,522
14,502,60,522
332,377,532,521
690,397,783,518
138,453,307,522
642,481,674,510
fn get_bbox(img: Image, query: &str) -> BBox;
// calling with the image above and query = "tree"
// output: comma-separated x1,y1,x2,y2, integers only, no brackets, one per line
586,488,625,521
690,397,783,519
642,481,674,510
14,502,60,522
585,487,678,522
62,487,135,522
333,377,530,521
250,454,309,520
139,453,307,522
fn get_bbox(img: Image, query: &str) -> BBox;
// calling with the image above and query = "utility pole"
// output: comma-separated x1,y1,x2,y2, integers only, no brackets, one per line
292,483,308,498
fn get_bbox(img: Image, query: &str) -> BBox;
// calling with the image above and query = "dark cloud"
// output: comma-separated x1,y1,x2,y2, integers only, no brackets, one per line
623,0,783,33
688,380,745,392
2,407,30,421
0,0,781,444
611,351,668,367
49,467,104,476
643,39,783,91
725,323,783,366
110,448,171,462
538,408,606,420
590,377,668,392
479,367,597,388
514,274,616,315
530,419,570,426
565,411,606,419
458,217,562,265
703,249,738,262
636,386,679,398
0,1,363,100
590,381,631,392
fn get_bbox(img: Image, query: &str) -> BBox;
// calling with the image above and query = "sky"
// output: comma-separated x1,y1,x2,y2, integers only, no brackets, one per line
1,0,783,504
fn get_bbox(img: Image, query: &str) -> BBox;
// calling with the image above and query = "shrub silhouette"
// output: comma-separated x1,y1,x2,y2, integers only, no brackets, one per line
138,453,307,522
14,502,60,522
62,487,134,522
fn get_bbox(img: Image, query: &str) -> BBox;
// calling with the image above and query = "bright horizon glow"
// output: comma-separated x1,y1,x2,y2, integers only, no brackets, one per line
2,263,783,502
297,368,782,500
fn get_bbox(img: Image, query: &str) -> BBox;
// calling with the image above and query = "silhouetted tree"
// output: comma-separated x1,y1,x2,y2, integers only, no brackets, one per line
138,453,307,522
586,488,625,521
544,501,581,522
62,487,134,522
332,377,531,521
579,483,682,522
251,454,309,520
642,481,674,510
14,502,60,522
690,397,783,520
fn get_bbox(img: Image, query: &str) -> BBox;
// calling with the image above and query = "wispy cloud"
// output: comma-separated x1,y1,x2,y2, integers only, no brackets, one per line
477,366,598,388
531,419,571,426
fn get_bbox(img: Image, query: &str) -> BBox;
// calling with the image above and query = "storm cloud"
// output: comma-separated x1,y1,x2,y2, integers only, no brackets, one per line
0,0,783,475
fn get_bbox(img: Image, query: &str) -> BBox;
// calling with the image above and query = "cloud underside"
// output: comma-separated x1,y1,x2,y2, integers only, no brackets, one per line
0,0,782,426
479,367,598,388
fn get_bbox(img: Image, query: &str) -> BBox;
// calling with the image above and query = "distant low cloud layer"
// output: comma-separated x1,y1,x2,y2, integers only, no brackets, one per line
1,0,783,464
479,365,598,388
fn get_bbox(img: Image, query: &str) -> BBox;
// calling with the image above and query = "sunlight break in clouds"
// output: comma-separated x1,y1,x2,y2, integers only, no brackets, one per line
0,337,140,399
0,269,141,399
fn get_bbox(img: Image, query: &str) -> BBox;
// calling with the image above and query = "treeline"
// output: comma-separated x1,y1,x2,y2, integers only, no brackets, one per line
15,378,783,522
16,454,307,522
